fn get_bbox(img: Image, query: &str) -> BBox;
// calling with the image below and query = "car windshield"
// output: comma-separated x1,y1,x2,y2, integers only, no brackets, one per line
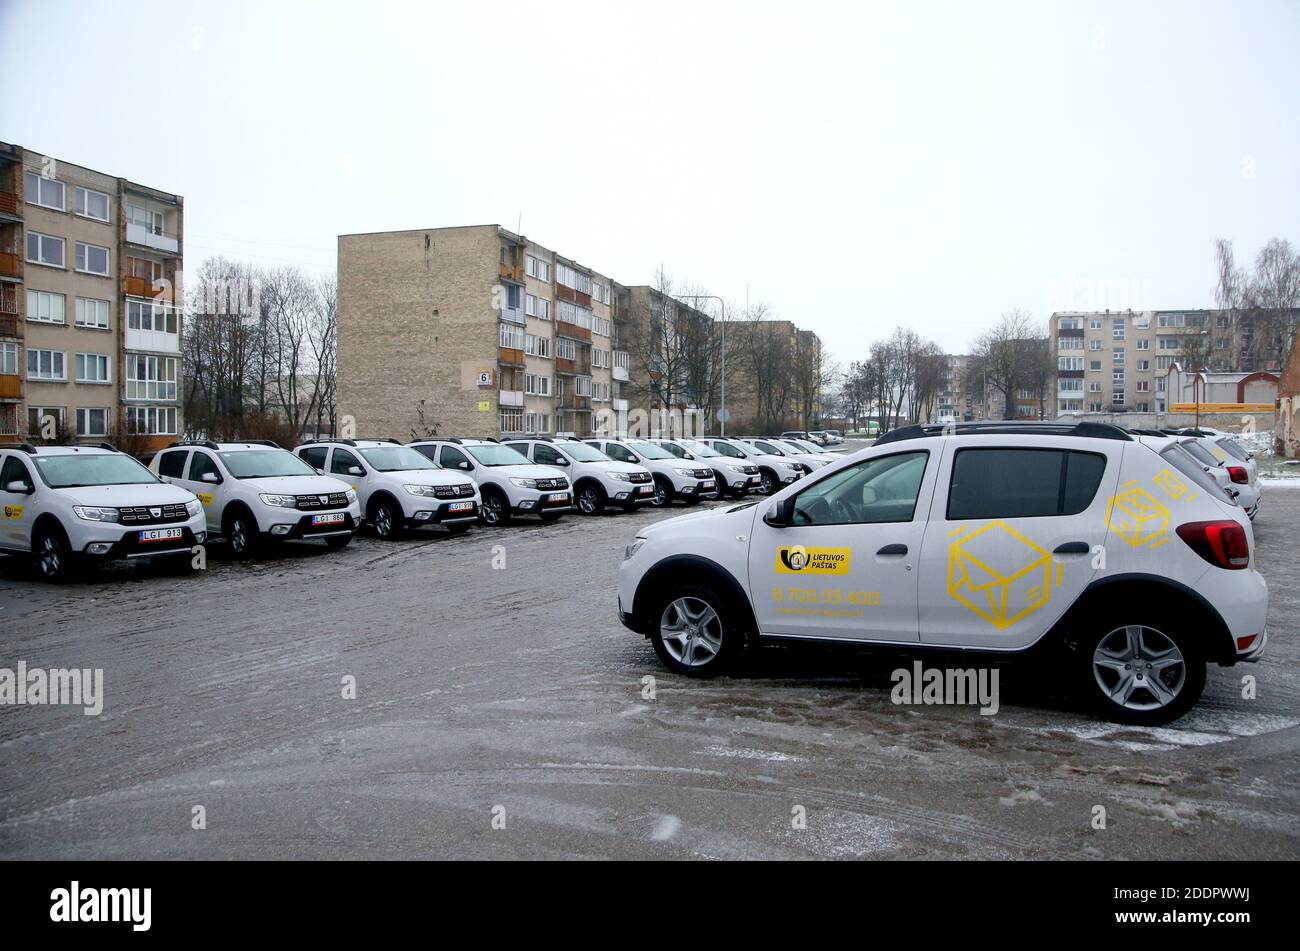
1180,440,1220,468
559,442,610,463
357,446,439,472
678,440,720,458
1216,439,1250,462
791,440,822,453
466,444,533,466
219,449,317,479
779,440,812,454
627,441,673,460
32,453,159,488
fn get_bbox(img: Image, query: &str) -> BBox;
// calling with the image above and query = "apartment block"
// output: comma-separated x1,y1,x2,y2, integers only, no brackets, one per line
0,141,183,452
337,225,621,440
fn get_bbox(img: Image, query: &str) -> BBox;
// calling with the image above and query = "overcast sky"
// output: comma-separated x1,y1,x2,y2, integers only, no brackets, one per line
3,0,1297,366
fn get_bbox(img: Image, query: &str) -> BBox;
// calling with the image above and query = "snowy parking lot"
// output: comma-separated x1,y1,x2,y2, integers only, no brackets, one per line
1,485,1298,859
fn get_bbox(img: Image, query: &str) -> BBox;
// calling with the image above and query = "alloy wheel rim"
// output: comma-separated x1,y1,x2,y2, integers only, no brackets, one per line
39,535,60,576
579,489,597,514
375,507,392,536
231,521,246,552
653,484,667,506
1093,624,1186,711
659,597,724,667
761,474,774,494
482,497,502,524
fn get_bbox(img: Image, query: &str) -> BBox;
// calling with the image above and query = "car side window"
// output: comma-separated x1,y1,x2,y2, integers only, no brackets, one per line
1,455,32,489
440,446,470,469
157,449,188,478
947,449,1106,520
663,443,686,458
792,451,928,526
606,443,633,463
299,447,328,469
534,444,563,466
189,452,221,483
714,442,741,458
331,448,362,476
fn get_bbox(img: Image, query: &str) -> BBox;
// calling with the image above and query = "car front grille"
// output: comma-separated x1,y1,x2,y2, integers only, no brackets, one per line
295,492,351,510
742,465,759,475
434,484,476,499
535,477,569,491
119,503,190,524
628,472,651,484
692,468,713,479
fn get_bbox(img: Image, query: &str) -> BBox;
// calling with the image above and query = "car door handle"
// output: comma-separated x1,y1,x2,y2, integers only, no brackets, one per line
1053,542,1090,555
876,544,908,556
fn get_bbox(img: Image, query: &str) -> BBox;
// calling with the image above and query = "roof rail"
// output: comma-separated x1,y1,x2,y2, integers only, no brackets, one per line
167,440,222,451
243,439,281,449
874,420,1133,446
96,442,119,453
16,442,38,454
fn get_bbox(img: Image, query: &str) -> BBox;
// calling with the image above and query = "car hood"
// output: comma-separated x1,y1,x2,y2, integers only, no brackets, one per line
599,461,652,476
641,498,761,538
55,482,198,507
384,469,477,489
483,463,570,481
241,474,354,495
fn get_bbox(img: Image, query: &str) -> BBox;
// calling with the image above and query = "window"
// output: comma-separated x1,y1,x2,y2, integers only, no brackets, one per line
76,297,111,329
1088,339,1101,350
0,454,31,486
438,445,470,469
0,342,17,375
1058,399,1083,412
157,450,188,478
189,452,220,482
1059,378,1083,392
555,263,591,294
556,337,577,360
1058,336,1082,350
1089,360,1102,371
125,405,177,435
574,376,593,397
1156,355,1174,369
1157,313,1186,328
1057,357,1083,372
557,301,593,329
1089,401,1103,412
75,186,110,222
1135,402,1150,413
791,451,928,526
75,407,109,437
1136,380,1150,392
75,242,110,276
500,408,524,433
24,170,65,210
1112,318,1125,340
126,354,178,400
1112,348,1124,364
505,284,521,309
1088,381,1101,392
27,348,66,381
499,323,526,350
1159,337,1181,350
533,444,565,466
591,281,610,305
1059,317,1081,330
1136,359,1150,371
1111,391,1125,405
330,448,362,475
27,406,65,435
75,353,111,383
27,290,65,324
126,202,163,234
1112,370,1125,384
525,255,551,282
948,449,1106,519
127,299,178,334
26,232,65,267
535,336,551,358
1136,339,1150,350
298,446,328,470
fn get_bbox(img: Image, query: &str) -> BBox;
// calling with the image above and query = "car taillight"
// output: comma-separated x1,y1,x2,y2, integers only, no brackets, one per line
1226,465,1249,484
1176,520,1250,570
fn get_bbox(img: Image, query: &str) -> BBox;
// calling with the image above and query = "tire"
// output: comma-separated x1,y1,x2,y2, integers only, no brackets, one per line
576,483,605,516
32,524,78,583
757,469,777,495
651,477,671,508
648,583,746,677
224,508,262,558
479,489,511,526
324,534,352,550
1074,611,1206,726
369,497,403,540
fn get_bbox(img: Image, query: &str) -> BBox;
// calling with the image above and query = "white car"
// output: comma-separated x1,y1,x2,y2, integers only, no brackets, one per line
0,443,206,581
503,436,654,515
1208,433,1259,486
697,437,803,496
151,441,360,556
294,439,481,538
584,438,717,507
619,420,1267,725
408,438,571,526
652,438,761,498
741,437,835,472
1170,435,1260,519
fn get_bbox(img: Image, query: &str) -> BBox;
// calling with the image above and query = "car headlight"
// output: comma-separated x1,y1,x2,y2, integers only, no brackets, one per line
509,477,538,489
783,462,802,471
609,472,634,483
185,499,204,517
259,494,298,507
345,489,358,504
624,537,646,561
404,483,439,497
72,505,119,522
727,464,746,473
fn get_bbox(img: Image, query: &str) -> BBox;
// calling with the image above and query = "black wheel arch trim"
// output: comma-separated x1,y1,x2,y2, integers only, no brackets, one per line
631,554,760,644
1069,573,1237,665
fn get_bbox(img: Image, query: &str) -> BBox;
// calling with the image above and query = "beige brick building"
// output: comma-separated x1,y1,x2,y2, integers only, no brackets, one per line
0,142,184,453
337,225,621,440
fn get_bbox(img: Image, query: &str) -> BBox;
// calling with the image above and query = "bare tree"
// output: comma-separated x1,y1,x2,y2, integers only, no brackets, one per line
969,309,1041,420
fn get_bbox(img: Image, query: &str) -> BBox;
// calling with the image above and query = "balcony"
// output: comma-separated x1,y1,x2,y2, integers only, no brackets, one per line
126,221,180,255
612,398,629,412
555,283,592,308
558,394,591,411
0,316,17,339
0,191,18,219
124,275,175,302
555,319,592,342
125,325,181,355
612,350,630,381
554,356,590,376
0,250,20,280
499,263,524,283
499,390,525,408
0,374,21,400
498,347,525,367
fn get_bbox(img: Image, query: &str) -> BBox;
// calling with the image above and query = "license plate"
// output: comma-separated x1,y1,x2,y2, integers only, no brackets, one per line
701,481,715,490
545,493,570,503
448,501,474,513
748,476,761,485
312,513,345,525
139,527,182,543
638,485,654,495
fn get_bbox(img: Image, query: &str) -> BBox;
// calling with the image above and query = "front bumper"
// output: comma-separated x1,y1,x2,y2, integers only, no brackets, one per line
512,490,573,516
265,510,359,540
673,477,719,500
407,499,480,526
613,482,657,505
82,524,206,560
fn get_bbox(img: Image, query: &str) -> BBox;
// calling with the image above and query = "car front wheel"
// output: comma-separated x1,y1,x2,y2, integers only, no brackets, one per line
1080,620,1205,725
479,490,510,526
758,470,776,495
33,526,77,583
577,484,605,515
370,498,402,540
649,585,744,677
225,510,261,558
651,478,671,507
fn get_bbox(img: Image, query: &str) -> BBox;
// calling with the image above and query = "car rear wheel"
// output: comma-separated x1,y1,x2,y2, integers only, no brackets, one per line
479,490,511,526
33,525,77,583
577,484,605,515
650,585,744,677
1079,619,1205,725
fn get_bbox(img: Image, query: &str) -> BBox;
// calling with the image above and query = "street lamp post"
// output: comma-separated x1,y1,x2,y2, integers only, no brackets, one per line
675,294,727,437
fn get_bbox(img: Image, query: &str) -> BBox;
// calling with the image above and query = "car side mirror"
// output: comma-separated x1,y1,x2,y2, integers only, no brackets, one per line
200,472,220,484
861,486,877,505
314,468,325,475
459,461,473,471
5,479,32,494
348,466,364,476
628,455,639,463
763,497,795,528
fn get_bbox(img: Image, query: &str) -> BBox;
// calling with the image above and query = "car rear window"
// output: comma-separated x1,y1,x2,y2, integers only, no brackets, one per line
1215,438,1250,462
948,448,1107,519
1159,445,1232,500
157,449,187,478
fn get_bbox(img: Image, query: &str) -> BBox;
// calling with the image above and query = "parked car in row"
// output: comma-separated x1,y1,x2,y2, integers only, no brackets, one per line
294,439,480,538
584,437,718,507
0,443,206,581
697,437,804,495
407,438,571,526
152,441,359,556
1158,431,1260,520
739,437,835,473
780,430,826,446
503,436,655,515
619,420,1267,725
652,438,761,498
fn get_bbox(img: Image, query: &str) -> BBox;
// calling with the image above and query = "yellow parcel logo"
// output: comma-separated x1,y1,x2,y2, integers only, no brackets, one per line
948,521,1056,630
1106,482,1170,549
775,546,851,575
3,505,22,520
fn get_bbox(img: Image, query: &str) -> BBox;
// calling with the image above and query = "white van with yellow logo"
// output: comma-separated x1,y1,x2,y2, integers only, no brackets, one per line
617,421,1268,724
